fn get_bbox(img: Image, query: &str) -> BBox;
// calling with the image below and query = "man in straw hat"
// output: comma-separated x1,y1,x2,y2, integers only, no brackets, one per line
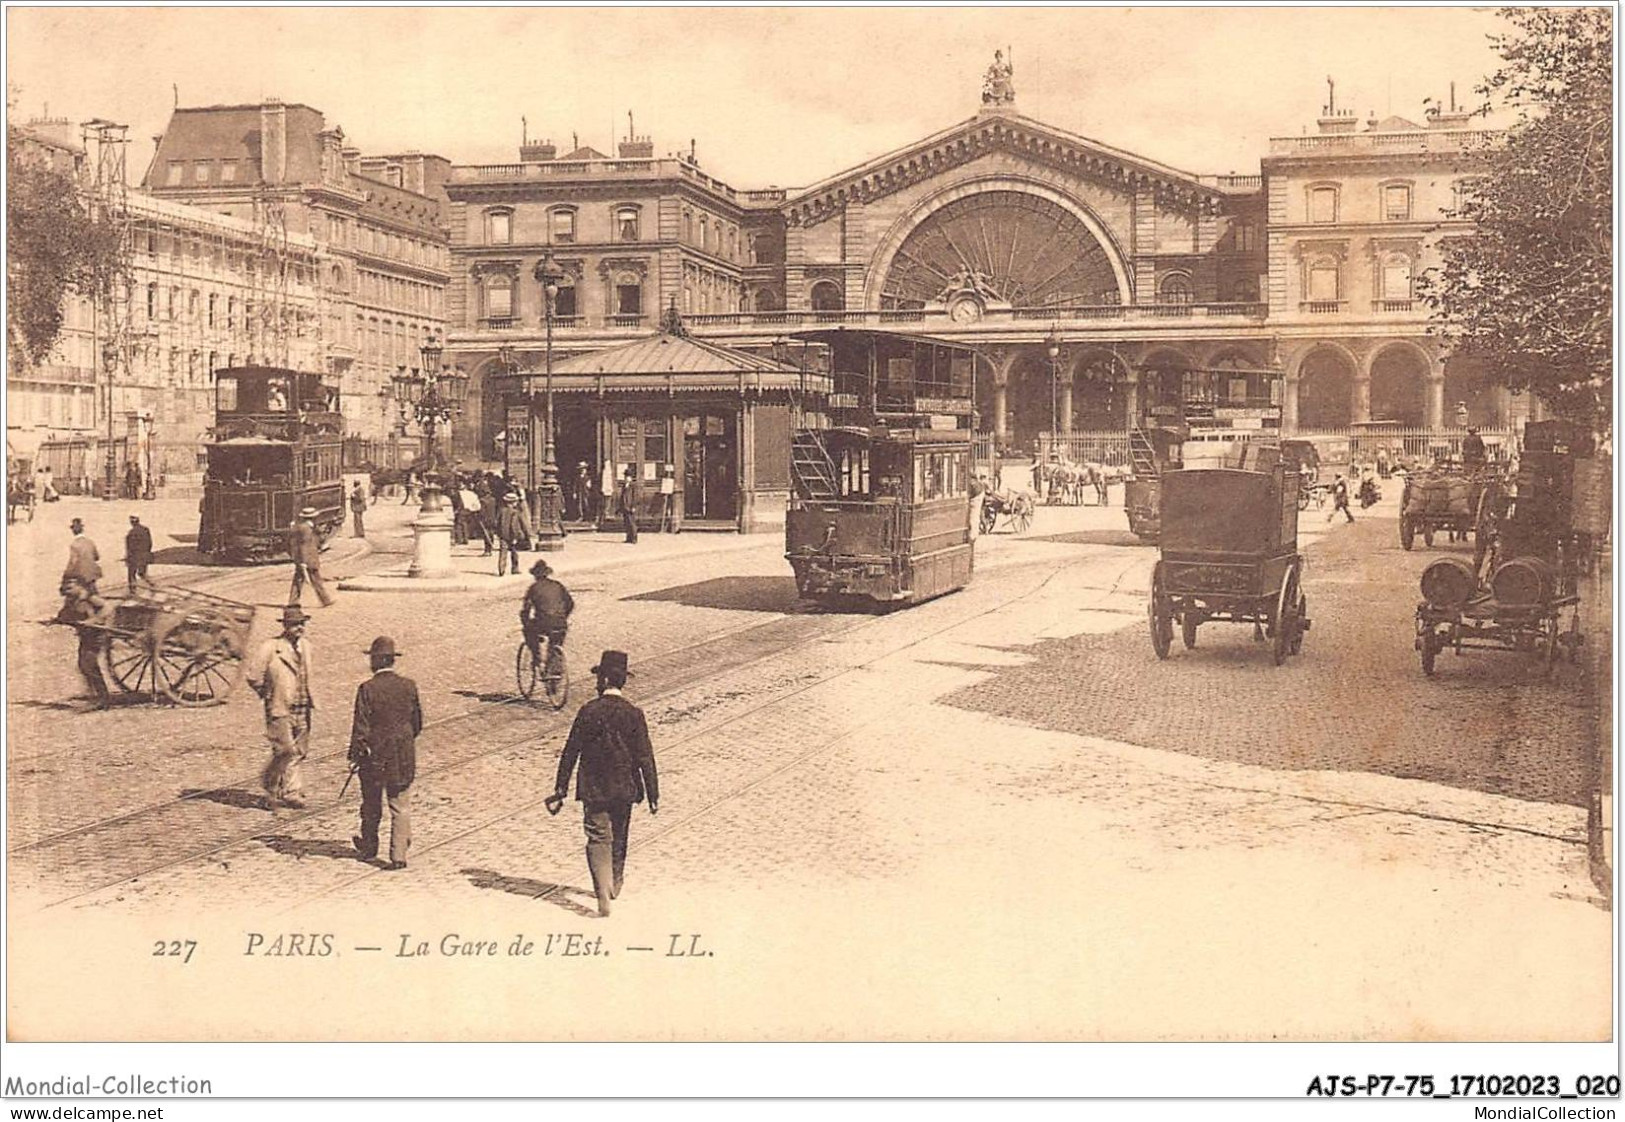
547,650,659,917
287,506,334,607
246,605,317,809
348,636,422,871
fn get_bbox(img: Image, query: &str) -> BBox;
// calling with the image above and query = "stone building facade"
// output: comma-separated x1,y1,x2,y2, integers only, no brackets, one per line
141,100,452,444
445,65,1510,467
8,119,327,482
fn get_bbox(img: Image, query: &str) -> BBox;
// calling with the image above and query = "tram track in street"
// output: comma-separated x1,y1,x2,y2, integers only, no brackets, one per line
10,605,864,856
34,551,1134,911
277,551,1140,914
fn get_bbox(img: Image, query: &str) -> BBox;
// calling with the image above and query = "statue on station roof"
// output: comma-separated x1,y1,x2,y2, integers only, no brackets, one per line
982,48,1015,106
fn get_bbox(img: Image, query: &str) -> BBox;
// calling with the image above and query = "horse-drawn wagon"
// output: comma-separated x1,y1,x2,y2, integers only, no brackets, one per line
1148,460,1310,666
1398,469,1500,551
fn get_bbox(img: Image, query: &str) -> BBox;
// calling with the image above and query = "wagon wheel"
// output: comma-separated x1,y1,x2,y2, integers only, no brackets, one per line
1011,502,1033,535
1290,592,1308,655
1148,563,1173,661
105,631,164,698
1272,563,1300,667
1422,523,1436,548
1420,628,1439,677
156,618,239,707
1181,614,1199,649
1400,515,1415,550
978,504,997,536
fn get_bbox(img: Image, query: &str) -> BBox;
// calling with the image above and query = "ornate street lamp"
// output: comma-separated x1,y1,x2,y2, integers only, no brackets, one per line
531,252,567,550
389,330,468,579
1045,326,1063,460
391,329,468,510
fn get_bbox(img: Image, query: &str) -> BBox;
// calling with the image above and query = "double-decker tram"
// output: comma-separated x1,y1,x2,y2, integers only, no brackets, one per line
784,329,977,607
199,366,345,561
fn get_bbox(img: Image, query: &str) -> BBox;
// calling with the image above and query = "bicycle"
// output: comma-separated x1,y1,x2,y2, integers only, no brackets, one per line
515,635,569,709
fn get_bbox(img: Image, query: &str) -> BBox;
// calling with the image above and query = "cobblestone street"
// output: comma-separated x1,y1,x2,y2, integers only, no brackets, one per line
6,494,1611,1041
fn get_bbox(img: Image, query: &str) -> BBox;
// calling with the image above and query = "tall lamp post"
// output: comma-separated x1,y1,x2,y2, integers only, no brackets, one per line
1045,327,1063,461
392,330,468,577
531,253,567,550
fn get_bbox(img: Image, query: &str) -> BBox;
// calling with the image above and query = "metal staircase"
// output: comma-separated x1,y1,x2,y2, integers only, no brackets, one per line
790,430,840,501
1129,426,1158,477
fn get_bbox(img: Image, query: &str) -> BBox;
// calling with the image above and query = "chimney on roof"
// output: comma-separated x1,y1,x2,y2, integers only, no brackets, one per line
260,99,288,185
618,135,653,159
340,145,361,177
1426,81,1474,130
318,126,346,186
521,137,557,162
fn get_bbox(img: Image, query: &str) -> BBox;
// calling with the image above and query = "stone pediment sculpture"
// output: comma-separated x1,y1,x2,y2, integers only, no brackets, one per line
982,49,1015,106
924,267,1012,324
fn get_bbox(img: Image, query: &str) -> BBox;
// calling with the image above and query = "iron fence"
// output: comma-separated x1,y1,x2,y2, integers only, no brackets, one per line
1036,432,1134,466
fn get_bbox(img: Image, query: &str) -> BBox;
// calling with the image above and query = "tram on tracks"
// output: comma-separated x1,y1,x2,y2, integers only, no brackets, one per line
784,328,978,608
198,366,345,561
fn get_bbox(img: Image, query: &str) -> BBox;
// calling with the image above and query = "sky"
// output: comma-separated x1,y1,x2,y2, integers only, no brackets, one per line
7,5,1512,189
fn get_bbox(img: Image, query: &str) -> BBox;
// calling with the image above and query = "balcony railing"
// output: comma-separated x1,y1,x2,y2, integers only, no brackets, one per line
461,302,1274,336
1299,300,1345,314
1269,129,1500,156
1371,298,1415,313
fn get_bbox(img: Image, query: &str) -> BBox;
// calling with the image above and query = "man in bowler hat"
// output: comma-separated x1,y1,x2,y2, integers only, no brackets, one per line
124,514,155,593
548,650,659,917
246,605,316,808
617,465,639,543
348,636,422,871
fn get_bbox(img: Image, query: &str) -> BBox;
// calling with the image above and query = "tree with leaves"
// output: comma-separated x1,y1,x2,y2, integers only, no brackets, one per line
1421,7,1613,434
6,127,122,367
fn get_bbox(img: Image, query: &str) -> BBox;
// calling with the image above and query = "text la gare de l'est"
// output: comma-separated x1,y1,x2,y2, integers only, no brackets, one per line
244,932,712,958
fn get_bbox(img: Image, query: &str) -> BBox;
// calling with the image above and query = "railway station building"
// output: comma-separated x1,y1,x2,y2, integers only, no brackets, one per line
443,58,1526,512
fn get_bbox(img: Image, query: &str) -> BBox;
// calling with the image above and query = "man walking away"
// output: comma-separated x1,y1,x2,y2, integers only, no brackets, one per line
521,559,574,678
1327,474,1354,524
349,636,422,871
125,514,155,594
547,650,658,917
495,490,533,576
246,605,316,809
288,507,335,607
618,465,640,544
349,483,368,538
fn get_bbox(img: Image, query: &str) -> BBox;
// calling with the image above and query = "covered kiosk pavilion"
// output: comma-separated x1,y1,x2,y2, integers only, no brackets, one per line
534,321,827,534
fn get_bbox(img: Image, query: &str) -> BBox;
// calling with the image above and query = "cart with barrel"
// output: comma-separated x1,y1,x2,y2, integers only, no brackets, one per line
1413,553,1580,678
1413,420,1604,678
81,585,257,705
1148,458,1310,666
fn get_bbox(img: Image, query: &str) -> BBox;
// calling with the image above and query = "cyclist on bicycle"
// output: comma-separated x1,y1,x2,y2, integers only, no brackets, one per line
521,558,574,675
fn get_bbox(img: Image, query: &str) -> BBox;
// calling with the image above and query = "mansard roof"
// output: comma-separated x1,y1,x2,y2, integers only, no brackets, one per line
143,103,329,188
784,110,1227,224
